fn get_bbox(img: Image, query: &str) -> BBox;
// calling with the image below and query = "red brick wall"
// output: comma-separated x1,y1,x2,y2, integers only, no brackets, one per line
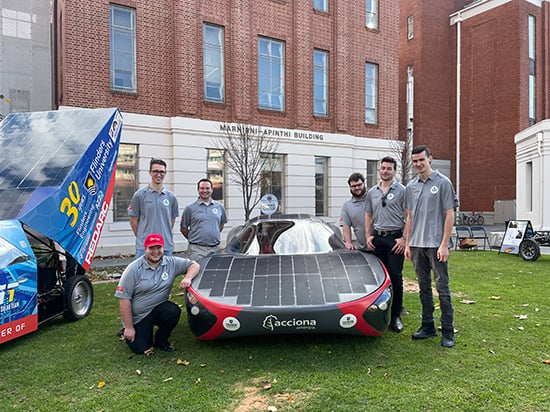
55,0,399,140
399,0,550,212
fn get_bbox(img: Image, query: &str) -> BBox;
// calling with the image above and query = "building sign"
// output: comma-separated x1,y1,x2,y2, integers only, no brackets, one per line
219,124,324,142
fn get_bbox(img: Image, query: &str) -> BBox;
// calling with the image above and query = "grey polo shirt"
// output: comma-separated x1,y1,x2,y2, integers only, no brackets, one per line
128,186,179,252
405,170,456,248
340,195,367,248
181,199,227,246
114,256,194,325
366,181,406,232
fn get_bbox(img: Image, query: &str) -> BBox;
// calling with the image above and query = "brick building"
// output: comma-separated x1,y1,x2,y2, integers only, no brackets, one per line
399,0,550,223
53,1,400,255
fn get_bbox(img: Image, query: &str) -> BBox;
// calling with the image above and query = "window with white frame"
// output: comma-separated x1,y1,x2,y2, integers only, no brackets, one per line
365,62,378,124
315,156,328,216
261,153,285,213
258,37,285,111
528,15,535,126
313,49,328,117
207,149,225,204
407,15,414,40
314,0,328,12
366,0,378,30
113,144,138,222
203,23,225,103
109,4,136,92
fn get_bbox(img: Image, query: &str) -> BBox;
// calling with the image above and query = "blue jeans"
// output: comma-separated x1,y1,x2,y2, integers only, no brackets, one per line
409,247,454,330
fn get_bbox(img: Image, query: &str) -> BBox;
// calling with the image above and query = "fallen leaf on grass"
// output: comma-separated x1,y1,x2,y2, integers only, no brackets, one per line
261,380,272,390
176,359,190,366
460,300,475,305
200,363,207,367
97,381,105,389
542,359,550,364
136,369,142,375
488,296,501,300
267,406,278,412
163,377,173,382
514,315,528,320
195,378,201,384
518,326,525,331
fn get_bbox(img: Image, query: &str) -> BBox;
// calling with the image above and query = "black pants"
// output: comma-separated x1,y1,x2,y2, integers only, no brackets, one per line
372,232,404,318
126,300,181,354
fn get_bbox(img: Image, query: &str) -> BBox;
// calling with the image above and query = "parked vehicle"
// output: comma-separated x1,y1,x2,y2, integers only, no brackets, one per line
185,214,392,340
0,108,122,344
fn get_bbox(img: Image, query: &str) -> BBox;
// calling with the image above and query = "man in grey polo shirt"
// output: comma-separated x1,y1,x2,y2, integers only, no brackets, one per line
365,156,406,333
181,178,227,261
128,158,179,258
115,233,200,354
340,172,368,250
404,145,457,348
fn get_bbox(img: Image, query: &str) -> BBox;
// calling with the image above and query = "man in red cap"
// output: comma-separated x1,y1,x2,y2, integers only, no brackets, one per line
115,233,200,354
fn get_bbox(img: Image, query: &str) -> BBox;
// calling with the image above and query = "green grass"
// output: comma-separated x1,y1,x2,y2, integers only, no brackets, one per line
1,251,549,411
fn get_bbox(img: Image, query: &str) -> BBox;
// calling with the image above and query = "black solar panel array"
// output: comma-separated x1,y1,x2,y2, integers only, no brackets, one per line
196,252,379,307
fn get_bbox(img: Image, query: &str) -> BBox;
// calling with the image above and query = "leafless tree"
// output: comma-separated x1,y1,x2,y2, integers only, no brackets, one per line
214,123,279,220
388,129,414,185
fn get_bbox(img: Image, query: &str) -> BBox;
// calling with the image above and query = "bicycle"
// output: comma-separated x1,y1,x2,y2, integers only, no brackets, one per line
464,211,484,226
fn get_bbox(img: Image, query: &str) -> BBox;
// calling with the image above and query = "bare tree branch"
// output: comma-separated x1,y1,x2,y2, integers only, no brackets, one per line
213,123,279,220
388,129,414,185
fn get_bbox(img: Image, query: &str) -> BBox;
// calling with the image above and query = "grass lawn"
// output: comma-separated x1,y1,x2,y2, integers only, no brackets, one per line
1,251,549,411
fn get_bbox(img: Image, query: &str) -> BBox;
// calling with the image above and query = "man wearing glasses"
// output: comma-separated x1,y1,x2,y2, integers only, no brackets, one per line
364,156,407,332
340,172,368,250
128,158,179,258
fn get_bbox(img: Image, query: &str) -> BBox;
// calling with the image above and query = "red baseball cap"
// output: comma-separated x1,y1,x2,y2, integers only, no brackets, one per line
144,234,164,248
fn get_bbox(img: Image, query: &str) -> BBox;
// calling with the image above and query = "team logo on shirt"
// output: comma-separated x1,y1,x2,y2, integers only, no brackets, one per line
163,199,170,206
430,186,439,194
387,193,395,200
162,272,169,281
212,208,219,215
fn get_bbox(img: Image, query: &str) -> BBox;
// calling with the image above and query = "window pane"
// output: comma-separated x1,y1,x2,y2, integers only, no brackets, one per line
313,49,328,116
258,37,285,111
207,149,225,203
314,0,328,12
261,154,284,213
203,24,225,102
315,156,328,216
110,5,136,92
366,0,378,29
114,144,138,222
365,63,378,124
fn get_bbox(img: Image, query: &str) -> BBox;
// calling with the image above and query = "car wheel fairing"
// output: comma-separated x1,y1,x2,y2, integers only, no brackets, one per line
62,275,93,321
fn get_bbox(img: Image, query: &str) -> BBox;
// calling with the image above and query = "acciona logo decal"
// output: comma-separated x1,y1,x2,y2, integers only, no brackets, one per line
262,315,317,331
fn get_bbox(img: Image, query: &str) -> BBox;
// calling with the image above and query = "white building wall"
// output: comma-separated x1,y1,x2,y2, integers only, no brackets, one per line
515,120,550,231
95,113,400,257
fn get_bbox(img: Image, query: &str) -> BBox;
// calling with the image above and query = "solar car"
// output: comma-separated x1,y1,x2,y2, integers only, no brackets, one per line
185,214,393,340
0,108,122,344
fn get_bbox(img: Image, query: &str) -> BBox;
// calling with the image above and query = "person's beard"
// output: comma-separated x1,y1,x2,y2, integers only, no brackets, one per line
351,187,366,198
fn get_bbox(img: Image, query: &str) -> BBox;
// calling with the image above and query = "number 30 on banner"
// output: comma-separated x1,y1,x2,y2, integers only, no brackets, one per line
60,181,81,227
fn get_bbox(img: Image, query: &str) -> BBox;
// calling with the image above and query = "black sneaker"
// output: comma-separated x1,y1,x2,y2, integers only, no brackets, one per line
154,342,176,352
